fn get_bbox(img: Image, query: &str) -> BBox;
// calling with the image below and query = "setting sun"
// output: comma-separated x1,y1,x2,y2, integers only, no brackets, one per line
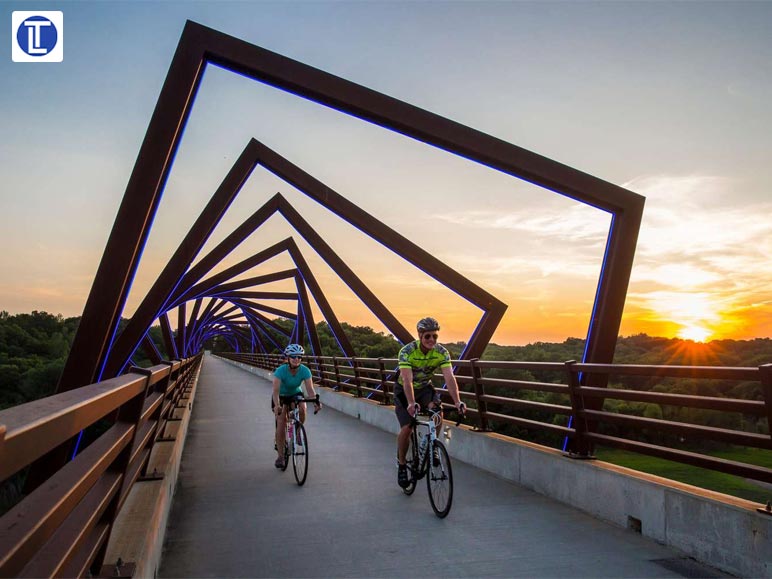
677,325,711,342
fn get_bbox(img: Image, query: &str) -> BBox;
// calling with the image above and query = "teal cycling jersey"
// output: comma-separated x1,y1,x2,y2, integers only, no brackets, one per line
273,363,312,397
397,340,451,388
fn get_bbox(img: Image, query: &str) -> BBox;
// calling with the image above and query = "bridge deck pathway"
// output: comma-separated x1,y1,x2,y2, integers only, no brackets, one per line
159,354,725,578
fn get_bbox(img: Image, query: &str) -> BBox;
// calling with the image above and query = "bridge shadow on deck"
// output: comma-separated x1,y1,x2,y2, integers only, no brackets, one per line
159,355,722,578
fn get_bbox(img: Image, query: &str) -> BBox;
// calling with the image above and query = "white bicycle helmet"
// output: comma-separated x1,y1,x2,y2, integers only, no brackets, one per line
284,343,305,357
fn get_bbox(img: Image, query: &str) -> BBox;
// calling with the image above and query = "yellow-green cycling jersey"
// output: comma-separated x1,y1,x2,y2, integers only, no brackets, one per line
397,340,452,389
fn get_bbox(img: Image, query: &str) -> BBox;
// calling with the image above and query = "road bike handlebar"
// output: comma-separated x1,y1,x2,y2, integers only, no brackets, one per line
410,403,466,427
280,395,322,414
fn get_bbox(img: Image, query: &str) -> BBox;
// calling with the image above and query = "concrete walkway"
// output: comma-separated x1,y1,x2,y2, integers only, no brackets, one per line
159,355,727,578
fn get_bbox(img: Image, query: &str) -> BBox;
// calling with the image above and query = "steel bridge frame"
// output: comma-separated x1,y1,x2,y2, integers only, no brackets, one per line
59,19,643,436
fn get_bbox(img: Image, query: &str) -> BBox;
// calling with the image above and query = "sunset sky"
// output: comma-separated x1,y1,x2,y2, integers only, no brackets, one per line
1,1,770,346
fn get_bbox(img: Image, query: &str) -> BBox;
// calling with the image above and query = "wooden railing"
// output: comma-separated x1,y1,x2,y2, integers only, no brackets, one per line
0,354,202,577
220,352,772,486
3,350,766,576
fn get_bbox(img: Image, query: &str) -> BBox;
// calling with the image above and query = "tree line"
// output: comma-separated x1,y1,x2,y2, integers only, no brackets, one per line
2,311,770,413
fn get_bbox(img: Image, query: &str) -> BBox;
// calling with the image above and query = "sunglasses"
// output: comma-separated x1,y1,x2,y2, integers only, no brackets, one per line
288,355,301,360
422,333,438,341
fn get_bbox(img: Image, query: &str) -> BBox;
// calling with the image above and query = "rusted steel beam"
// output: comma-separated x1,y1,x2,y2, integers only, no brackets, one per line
295,275,322,356
227,298,296,320
256,144,504,357
247,318,285,353
295,292,306,349
276,195,413,345
102,141,263,378
285,238,354,357
190,298,229,345
144,132,496,355
183,298,203,355
463,303,508,363
203,269,297,295
170,234,354,355
167,193,282,306
186,297,216,347
214,290,298,301
176,303,187,359
159,313,178,361
141,334,162,365
195,20,642,209
229,301,294,335
56,26,207,393
174,237,292,304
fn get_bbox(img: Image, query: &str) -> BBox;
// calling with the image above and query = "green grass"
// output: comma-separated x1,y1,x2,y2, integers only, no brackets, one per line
594,447,772,505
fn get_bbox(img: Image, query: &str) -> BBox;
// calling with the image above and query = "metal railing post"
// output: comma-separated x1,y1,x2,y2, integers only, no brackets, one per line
352,357,362,398
469,358,490,431
315,356,323,386
565,360,593,458
760,364,772,440
140,363,173,477
333,356,342,392
91,366,153,574
378,358,389,404
757,364,772,515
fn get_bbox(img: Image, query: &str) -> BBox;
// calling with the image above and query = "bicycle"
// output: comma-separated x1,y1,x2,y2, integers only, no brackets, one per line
278,395,320,486
402,405,462,518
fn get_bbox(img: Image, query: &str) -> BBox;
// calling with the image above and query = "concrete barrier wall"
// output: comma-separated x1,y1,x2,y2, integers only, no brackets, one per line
219,356,771,578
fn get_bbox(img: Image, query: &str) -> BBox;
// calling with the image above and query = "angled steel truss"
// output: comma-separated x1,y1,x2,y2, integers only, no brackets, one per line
58,20,643,398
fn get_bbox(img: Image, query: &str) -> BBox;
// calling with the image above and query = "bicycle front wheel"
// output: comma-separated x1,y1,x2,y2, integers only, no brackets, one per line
292,422,309,486
281,439,290,472
427,440,453,518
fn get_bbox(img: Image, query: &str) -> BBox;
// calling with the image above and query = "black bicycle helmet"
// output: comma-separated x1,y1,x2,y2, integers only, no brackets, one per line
416,317,440,333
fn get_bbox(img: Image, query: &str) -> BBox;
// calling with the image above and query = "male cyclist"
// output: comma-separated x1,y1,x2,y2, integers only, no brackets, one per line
272,344,321,469
394,317,465,488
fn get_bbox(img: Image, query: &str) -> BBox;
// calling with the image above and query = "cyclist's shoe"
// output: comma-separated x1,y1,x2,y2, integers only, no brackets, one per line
397,464,409,488
274,456,285,469
432,446,441,467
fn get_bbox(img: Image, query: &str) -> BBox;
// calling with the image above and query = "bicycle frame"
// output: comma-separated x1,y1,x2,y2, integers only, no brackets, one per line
410,409,443,480
284,403,302,441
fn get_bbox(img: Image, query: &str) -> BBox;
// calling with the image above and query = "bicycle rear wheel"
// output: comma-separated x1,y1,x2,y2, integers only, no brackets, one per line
292,422,309,486
427,440,453,517
402,433,418,496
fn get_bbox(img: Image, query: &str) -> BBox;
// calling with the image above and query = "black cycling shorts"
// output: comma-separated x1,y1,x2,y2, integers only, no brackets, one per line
272,393,304,411
394,384,441,428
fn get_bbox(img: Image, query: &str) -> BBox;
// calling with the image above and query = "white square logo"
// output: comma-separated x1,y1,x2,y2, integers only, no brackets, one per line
12,11,63,62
